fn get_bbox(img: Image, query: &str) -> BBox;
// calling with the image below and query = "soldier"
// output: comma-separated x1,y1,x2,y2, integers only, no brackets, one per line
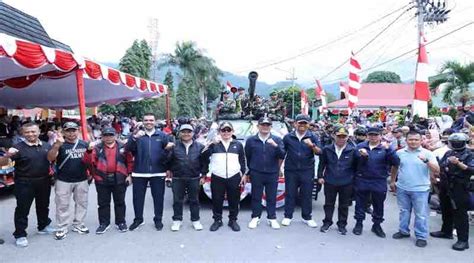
235,87,249,116
218,91,239,119
251,95,267,120
267,91,285,120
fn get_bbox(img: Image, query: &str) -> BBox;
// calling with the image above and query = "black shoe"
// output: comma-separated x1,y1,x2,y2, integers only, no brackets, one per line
452,241,469,251
365,207,373,215
338,226,347,235
155,221,163,231
117,223,128,233
129,220,144,231
320,223,331,233
353,222,363,235
415,239,427,248
228,220,241,232
0,238,4,245
392,231,410,239
95,224,110,235
430,231,453,239
371,224,386,238
210,220,223,232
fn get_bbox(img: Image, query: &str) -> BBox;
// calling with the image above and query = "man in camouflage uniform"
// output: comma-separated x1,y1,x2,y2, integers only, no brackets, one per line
267,91,285,121
235,87,249,117
218,91,240,119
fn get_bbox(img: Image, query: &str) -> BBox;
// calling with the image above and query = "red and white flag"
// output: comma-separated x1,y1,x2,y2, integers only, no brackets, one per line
300,89,309,115
225,80,232,92
413,32,430,118
315,80,328,112
347,52,361,110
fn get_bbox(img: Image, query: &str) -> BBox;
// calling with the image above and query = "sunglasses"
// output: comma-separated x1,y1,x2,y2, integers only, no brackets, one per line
336,135,348,138
220,128,232,133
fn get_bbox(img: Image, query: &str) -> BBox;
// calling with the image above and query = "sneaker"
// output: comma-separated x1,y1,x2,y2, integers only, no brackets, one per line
430,231,453,239
171,221,182,232
392,231,410,239
452,241,469,251
210,220,223,232
72,224,90,234
268,219,281,229
353,222,363,235
228,220,241,232
371,224,386,238
116,223,128,233
302,219,318,228
281,218,292,226
248,217,260,229
192,221,203,231
155,221,164,231
320,223,331,233
338,226,347,235
15,237,28,247
54,229,68,240
129,220,145,231
38,224,56,235
95,224,110,235
415,239,427,248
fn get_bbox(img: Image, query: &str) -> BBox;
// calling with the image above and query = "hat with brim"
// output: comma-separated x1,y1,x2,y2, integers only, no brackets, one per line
179,124,194,132
219,121,233,130
334,127,349,136
258,117,272,125
102,127,116,136
63,122,79,130
367,127,382,135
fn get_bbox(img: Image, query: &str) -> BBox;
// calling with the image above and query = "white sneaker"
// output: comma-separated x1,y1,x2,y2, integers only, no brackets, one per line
15,237,28,247
281,218,292,226
268,219,281,229
38,224,56,234
302,219,318,228
248,217,260,229
171,221,182,231
192,221,203,231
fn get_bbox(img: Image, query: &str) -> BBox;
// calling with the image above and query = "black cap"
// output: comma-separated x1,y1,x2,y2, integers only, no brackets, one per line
334,127,349,136
102,127,116,136
63,122,79,130
295,114,310,123
367,127,382,135
258,117,272,125
238,87,245,91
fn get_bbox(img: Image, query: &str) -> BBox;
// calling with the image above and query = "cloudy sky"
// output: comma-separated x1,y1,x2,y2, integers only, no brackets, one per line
5,0,473,85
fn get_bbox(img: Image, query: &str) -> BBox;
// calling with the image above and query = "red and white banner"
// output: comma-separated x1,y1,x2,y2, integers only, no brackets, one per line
300,89,309,115
315,80,327,112
347,52,361,110
413,32,430,118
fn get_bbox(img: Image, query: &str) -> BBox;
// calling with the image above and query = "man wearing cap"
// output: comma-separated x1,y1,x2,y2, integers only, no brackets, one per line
282,114,321,228
390,128,407,150
166,124,205,231
126,113,174,231
235,87,249,116
47,122,92,240
352,127,400,238
267,92,285,121
202,121,246,232
218,91,238,119
83,127,133,234
318,126,358,235
245,117,286,229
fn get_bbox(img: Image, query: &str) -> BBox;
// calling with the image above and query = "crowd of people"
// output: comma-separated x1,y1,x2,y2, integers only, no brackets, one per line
0,104,473,252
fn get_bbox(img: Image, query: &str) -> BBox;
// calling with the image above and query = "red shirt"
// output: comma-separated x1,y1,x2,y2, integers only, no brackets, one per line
104,143,117,173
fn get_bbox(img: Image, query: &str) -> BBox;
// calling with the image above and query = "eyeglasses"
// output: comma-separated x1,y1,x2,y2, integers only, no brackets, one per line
220,128,232,133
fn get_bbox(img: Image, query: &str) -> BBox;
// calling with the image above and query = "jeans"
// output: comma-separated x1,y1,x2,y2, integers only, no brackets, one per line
96,183,127,225
284,169,314,220
211,174,241,221
55,180,89,231
250,171,278,219
354,189,386,224
396,188,429,240
172,178,200,222
322,183,353,227
13,177,52,238
132,176,165,223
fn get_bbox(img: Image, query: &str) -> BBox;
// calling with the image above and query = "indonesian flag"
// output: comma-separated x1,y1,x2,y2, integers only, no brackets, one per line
347,52,361,110
225,80,232,92
413,32,430,118
315,80,328,112
339,82,347,100
300,89,309,115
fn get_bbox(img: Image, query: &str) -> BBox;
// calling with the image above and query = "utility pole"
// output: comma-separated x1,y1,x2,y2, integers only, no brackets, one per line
275,67,297,119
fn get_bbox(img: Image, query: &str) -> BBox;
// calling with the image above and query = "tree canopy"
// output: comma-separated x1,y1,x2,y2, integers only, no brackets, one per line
429,60,474,106
363,71,402,83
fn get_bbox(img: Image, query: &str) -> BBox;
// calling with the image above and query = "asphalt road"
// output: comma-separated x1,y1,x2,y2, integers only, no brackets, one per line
0,185,472,263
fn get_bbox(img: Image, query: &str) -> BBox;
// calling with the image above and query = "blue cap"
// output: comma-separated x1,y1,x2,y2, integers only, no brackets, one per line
367,127,382,135
295,114,310,123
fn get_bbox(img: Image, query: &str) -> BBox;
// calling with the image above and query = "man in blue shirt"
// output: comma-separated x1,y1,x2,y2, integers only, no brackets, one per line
390,130,440,248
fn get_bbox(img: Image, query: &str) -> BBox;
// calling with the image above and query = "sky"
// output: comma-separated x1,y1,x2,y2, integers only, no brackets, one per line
5,0,473,85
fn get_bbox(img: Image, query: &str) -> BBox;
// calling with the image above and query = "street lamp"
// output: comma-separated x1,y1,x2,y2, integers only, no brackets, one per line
275,67,297,119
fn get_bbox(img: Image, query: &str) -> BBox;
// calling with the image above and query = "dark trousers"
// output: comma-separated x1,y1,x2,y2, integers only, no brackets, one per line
354,189,386,224
172,178,200,221
250,171,278,219
284,169,314,220
323,183,353,227
96,183,126,225
13,177,52,238
132,176,165,223
439,181,470,242
211,174,240,221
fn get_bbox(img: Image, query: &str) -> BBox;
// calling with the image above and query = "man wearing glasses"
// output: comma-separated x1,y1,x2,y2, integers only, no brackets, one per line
202,121,246,232
282,114,321,228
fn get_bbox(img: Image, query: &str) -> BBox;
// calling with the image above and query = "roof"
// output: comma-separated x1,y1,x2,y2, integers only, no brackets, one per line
0,2,72,52
327,83,414,109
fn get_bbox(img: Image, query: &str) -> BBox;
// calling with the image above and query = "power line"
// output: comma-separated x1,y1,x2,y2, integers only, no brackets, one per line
235,3,412,73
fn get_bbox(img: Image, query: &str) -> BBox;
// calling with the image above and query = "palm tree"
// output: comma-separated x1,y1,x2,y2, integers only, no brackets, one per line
159,41,222,117
430,61,474,107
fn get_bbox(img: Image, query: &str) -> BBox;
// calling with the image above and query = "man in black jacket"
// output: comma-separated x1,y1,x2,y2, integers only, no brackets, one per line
167,124,205,231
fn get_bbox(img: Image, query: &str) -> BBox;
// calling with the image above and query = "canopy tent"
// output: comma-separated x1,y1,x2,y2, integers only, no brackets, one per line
0,33,167,139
